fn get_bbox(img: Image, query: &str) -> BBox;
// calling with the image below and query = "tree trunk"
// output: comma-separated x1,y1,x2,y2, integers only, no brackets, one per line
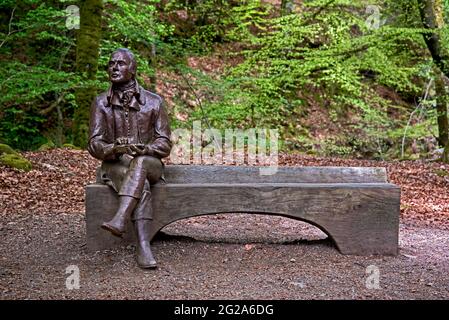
148,41,157,92
435,70,448,149
417,0,449,162
73,0,103,148
281,0,295,16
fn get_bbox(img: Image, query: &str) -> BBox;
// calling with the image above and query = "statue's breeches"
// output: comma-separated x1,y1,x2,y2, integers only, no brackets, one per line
100,155,163,220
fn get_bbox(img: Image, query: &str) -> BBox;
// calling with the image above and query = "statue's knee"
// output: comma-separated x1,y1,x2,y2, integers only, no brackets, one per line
130,155,161,171
130,156,146,169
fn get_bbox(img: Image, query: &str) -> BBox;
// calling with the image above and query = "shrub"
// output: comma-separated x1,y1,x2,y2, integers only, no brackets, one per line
0,153,33,171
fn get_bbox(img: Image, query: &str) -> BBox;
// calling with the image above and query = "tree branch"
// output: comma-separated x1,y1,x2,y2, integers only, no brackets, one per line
301,0,338,25
0,6,16,49
40,93,65,115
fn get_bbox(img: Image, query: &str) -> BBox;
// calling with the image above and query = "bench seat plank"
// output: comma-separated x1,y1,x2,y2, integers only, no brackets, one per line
159,165,389,184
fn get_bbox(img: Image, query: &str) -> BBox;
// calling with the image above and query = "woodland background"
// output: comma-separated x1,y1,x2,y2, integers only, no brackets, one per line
1,0,449,163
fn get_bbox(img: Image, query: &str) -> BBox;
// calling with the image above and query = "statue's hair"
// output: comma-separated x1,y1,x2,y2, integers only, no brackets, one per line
111,48,137,75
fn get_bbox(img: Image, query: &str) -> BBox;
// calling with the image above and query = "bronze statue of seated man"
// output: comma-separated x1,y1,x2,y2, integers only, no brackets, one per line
87,48,172,269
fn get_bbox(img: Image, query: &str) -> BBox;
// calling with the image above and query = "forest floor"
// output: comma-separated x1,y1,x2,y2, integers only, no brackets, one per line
1,149,449,299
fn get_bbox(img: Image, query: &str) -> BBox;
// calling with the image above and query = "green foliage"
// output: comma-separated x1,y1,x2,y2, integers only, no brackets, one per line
100,0,173,84
0,1,78,149
0,105,47,150
433,168,449,176
0,62,78,106
191,0,434,157
136,0,448,159
62,143,81,150
0,0,448,161
0,153,33,171
38,140,56,151
0,143,18,155
162,0,269,53
319,137,355,157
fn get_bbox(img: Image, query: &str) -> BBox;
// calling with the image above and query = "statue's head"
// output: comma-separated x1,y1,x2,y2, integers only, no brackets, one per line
108,48,137,84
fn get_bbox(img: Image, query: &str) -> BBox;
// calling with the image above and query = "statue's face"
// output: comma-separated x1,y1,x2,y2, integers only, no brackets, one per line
108,51,134,84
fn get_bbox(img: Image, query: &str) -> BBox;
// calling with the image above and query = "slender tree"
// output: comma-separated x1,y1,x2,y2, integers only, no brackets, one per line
435,69,448,151
417,0,449,161
73,0,103,148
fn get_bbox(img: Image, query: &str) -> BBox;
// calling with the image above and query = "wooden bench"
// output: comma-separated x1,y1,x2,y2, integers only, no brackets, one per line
85,165,401,255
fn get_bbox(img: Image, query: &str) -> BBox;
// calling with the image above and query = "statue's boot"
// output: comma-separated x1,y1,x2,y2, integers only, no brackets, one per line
135,219,157,269
101,195,137,237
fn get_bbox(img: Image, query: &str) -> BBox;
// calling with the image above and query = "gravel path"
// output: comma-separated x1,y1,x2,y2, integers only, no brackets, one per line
1,212,448,300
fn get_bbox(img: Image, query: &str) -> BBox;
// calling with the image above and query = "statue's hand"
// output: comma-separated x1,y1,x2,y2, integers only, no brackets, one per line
115,137,129,145
112,137,131,155
112,144,130,155
128,144,147,157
